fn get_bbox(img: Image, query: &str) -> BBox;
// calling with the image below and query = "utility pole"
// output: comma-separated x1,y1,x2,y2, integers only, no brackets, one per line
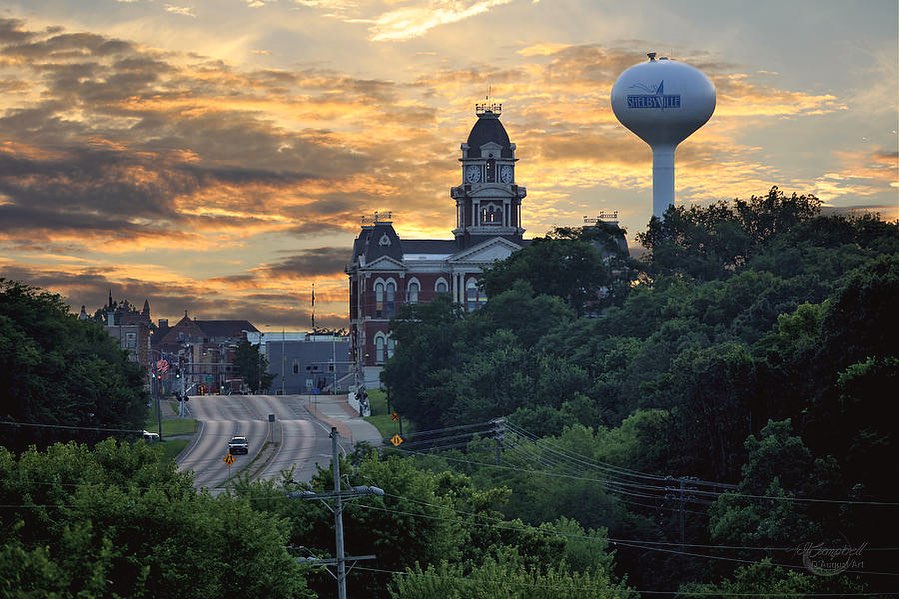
679,476,685,546
154,367,163,440
287,427,381,599
332,335,337,394
331,427,347,599
492,417,506,465
665,475,697,546
179,350,186,418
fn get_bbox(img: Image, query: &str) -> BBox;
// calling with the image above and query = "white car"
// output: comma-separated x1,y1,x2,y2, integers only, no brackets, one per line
142,430,160,442
228,436,249,455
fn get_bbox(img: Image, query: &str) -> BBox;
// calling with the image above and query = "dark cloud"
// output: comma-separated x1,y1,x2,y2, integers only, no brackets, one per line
288,221,353,237
0,265,344,331
0,147,189,219
0,20,380,242
0,18,35,44
263,247,350,278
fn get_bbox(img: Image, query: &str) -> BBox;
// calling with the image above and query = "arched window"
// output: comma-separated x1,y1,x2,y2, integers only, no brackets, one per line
386,280,396,316
435,278,448,294
480,203,503,225
387,337,396,359
407,280,420,304
375,335,386,364
375,281,385,317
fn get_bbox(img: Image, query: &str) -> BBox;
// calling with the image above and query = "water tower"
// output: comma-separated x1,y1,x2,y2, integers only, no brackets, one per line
611,53,716,220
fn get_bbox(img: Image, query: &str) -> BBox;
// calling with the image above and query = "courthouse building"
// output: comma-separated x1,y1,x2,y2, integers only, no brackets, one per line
347,103,530,387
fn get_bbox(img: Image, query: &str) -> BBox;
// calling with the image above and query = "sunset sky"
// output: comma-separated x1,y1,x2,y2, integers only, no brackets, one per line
1,0,896,332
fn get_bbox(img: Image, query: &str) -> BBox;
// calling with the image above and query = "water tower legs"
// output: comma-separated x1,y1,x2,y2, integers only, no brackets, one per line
652,144,676,220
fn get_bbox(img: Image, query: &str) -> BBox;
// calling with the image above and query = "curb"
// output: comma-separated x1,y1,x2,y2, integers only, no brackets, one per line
304,403,355,444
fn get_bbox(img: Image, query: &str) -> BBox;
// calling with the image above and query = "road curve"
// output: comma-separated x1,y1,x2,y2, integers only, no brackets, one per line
176,395,333,491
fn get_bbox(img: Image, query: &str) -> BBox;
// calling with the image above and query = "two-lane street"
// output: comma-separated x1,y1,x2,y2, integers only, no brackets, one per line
176,395,335,491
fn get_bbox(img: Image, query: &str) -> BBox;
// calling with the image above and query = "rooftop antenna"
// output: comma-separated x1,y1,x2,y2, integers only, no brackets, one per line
311,283,316,333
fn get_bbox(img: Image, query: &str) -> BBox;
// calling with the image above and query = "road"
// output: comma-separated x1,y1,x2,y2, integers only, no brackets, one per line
176,394,336,491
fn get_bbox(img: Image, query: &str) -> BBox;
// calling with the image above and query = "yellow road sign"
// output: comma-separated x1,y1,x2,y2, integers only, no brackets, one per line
224,453,235,465
390,434,404,447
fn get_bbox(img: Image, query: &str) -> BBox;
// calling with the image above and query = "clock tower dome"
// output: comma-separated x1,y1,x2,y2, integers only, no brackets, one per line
451,103,527,248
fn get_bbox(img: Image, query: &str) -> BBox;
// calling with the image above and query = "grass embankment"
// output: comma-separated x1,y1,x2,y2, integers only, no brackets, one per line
364,389,413,440
154,440,189,463
145,413,198,437
144,411,197,463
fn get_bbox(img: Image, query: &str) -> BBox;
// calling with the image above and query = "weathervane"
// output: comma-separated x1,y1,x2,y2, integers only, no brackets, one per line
476,86,502,116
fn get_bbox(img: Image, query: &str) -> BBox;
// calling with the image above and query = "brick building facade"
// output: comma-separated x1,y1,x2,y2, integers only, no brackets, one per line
347,104,529,387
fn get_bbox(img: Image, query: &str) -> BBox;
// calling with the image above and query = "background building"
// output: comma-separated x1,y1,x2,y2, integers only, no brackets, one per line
153,313,258,395
87,291,153,368
265,334,352,395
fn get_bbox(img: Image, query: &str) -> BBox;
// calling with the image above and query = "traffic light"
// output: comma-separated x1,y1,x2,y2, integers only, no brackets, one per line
175,368,181,378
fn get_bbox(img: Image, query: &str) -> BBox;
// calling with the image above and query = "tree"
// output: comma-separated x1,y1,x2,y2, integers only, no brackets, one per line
637,187,822,281
482,229,612,316
708,420,834,550
232,338,274,393
0,279,147,452
382,295,468,427
389,549,637,599
677,559,860,598
0,440,312,598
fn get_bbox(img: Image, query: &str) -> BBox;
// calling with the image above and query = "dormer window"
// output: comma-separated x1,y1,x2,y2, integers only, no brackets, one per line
378,234,391,247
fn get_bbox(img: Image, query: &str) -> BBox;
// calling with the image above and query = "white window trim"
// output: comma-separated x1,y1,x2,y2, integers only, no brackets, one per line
406,277,421,304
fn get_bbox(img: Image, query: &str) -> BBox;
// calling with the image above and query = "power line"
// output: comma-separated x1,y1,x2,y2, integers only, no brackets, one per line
0,420,144,434
506,421,736,489
353,565,899,597
353,502,895,578
1,487,894,556
400,434,899,507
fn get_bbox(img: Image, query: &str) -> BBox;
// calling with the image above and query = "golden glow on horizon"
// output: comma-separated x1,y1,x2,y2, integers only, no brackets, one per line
0,6,894,328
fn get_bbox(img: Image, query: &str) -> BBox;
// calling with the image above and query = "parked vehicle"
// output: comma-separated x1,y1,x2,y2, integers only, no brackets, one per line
224,379,250,395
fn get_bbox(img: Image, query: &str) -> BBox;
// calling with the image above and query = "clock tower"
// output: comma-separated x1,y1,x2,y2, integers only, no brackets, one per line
451,103,527,248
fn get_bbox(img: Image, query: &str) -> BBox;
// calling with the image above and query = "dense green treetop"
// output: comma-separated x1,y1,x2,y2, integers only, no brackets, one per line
0,440,311,598
382,188,897,592
232,338,275,393
0,280,148,453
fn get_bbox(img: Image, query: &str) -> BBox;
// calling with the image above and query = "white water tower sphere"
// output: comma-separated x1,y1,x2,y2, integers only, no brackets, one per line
611,53,716,219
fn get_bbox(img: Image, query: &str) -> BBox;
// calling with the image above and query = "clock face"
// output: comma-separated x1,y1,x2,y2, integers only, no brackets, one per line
500,165,514,183
465,165,481,183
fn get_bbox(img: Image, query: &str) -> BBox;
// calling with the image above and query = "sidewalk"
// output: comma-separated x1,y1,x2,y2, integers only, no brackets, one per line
304,394,383,447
